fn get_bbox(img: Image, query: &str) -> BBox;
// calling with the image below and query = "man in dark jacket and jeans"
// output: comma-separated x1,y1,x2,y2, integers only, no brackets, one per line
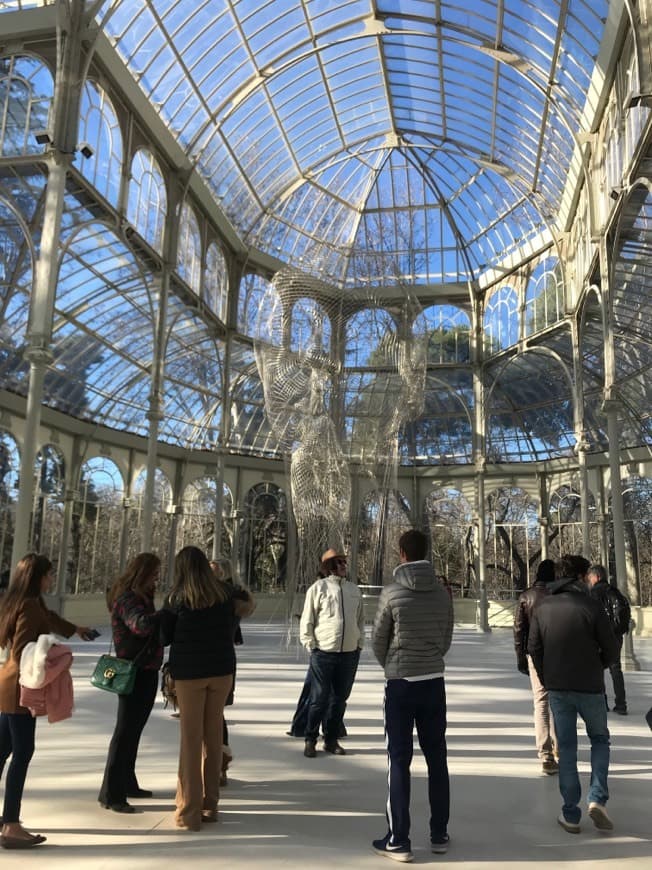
528,555,619,834
371,529,454,862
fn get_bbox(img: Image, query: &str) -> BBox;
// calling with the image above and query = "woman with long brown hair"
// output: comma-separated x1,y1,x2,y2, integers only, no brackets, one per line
98,552,163,814
0,554,92,849
161,546,254,830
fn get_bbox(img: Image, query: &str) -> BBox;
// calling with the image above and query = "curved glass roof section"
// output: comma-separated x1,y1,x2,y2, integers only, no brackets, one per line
97,0,611,287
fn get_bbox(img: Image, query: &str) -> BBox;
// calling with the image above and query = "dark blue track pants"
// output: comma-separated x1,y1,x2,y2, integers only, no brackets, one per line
384,676,449,845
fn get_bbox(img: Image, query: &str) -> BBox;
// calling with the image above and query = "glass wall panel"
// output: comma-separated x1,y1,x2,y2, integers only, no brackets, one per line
69,457,124,594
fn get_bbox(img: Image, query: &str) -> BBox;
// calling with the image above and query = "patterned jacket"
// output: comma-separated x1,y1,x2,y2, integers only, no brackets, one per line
111,590,163,670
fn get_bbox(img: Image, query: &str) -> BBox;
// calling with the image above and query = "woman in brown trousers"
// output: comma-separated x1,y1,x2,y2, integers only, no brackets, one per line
161,547,254,830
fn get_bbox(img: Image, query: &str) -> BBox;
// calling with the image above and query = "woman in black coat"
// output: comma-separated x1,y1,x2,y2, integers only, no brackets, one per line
161,547,254,831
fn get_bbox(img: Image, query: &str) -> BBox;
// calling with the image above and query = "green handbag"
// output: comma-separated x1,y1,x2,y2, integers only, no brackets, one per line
90,653,137,695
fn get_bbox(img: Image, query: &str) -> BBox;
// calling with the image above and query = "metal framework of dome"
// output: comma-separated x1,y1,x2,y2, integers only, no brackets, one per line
0,1,652,626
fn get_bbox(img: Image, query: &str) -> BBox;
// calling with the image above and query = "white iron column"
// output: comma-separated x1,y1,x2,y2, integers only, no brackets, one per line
212,328,233,560
604,399,640,670
472,304,489,631
474,461,489,632
141,399,163,551
11,155,68,569
538,471,548,560
348,461,360,584
576,438,591,552
212,449,225,559
142,182,175,550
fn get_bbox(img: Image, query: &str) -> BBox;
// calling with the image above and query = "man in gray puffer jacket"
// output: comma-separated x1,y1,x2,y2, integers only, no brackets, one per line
371,530,454,863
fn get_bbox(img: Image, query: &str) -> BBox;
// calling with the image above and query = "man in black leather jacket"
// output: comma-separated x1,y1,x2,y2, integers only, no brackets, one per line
513,559,557,774
528,556,619,835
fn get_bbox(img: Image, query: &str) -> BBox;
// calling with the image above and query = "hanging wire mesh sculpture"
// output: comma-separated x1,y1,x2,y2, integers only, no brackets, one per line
253,264,427,622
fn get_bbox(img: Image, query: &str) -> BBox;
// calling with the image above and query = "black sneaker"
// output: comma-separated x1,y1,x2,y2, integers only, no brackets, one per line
612,706,628,715
431,833,450,853
303,739,317,758
324,740,346,755
557,813,580,834
372,833,413,863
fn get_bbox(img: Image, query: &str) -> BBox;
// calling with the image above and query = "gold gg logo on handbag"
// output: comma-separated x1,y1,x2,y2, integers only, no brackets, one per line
103,668,116,679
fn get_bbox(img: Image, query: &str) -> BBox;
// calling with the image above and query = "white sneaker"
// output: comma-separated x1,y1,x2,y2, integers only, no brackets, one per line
588,802,614,831
557,813,580,834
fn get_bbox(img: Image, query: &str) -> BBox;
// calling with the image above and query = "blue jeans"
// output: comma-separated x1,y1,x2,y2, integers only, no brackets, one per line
305,649,359,742
0,712,37,823
548,691,610,824
384,677,449,845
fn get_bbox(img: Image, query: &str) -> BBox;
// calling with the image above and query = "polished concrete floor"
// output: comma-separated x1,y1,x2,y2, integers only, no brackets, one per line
2,623,651,868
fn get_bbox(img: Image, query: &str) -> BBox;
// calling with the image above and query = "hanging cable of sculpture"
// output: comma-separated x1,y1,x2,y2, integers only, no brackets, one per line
253,260,427,642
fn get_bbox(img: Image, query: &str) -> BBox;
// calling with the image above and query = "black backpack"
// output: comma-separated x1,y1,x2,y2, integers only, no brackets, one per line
606,586,631,636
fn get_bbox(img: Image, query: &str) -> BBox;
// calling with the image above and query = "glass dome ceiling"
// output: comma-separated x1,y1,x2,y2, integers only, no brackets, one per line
2,0,645,467
96,0,612,288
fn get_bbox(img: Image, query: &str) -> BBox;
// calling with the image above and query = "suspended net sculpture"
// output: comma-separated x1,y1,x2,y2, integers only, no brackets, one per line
253,262,427,627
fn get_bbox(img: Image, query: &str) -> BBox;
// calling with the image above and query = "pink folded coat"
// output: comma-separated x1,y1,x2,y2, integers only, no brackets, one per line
20,642,74,723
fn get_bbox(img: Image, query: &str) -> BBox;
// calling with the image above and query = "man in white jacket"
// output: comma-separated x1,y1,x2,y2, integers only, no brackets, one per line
299,548,365,758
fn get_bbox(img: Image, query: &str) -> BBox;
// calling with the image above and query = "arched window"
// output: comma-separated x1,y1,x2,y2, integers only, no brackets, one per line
30,444,65,565
414,304,471,363
205,241,228,321
424,487,473,596
240,482,287,591
358,489,411,586
179,477,233,556
524,256,563,335
621,476,652,606
625,55,646,160
345,308,395,367
484,285,519,352
0,55,53,156
238,273,273,336
290,297,331,354
128,468,173,583
127,148,167,252
486,351,575,462
0,429,20,576
486,486,539,597
77,79,123,206
547,482,597,562
177,201,201,293
69,457,124,594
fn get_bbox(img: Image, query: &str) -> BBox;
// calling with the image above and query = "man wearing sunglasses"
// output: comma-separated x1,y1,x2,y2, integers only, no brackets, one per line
299,548,365,758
